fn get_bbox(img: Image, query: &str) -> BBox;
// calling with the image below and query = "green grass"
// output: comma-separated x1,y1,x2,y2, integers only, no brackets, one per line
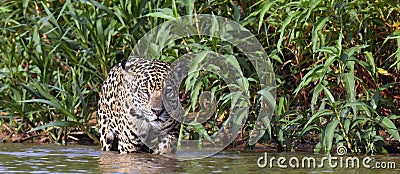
0,0,399,154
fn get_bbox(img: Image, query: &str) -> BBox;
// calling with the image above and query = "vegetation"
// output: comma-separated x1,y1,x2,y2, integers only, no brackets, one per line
0,0,399,155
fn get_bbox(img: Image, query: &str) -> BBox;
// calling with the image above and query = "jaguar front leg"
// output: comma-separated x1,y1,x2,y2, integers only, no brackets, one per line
153,134,177,154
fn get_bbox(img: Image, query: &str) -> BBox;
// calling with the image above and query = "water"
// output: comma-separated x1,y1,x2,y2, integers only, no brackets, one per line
0,143,399,173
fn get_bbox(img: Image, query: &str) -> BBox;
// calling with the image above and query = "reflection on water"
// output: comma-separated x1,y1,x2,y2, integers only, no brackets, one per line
0,143,399,174
99,151,181,173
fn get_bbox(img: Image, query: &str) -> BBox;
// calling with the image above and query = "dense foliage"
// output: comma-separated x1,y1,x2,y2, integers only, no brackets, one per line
0,0,399,154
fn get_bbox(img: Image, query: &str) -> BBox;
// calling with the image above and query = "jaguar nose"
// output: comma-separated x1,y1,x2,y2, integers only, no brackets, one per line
151,108,164,117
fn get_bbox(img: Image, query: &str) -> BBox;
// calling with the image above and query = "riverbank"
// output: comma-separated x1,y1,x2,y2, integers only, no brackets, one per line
1,127,399,154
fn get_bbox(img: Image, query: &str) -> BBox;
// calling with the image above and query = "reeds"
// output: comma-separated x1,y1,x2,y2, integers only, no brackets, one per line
0,0,399,154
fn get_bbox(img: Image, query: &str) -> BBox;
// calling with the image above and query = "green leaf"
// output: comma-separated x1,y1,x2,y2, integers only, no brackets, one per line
311,83,324,114
301,125,321,136
22,99,75,119
350,116,371,130
294,64,324,95
312,17,330,52
345,45,369,59
342,72,356,114
300,109,332,136
144,9,176,20
89,0,112,14
28,121,80,133
388,115,400,120
190,80,202,111
344,118,350,134
322,85,335,104
344,102,372,118
317,46,339,55
248,112,272,145
40,1,61,30
277,11,300,54
377,116,400,141
257,1,275,32
257,87,276,110
324,118,339,153
276,97,285,116
364,51,376,75
189,120,214,143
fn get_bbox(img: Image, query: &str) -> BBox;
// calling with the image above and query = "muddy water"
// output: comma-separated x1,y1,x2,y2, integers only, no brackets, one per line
0,143,399,173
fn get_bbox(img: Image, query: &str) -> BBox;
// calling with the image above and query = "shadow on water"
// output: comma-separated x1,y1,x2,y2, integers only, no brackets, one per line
0,143,399,174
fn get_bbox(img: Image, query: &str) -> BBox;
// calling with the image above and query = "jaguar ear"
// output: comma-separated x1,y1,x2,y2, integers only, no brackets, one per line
123,59,136,73
121,59,128,70
121,59,135,77
122,68,134,82
121,62,134,83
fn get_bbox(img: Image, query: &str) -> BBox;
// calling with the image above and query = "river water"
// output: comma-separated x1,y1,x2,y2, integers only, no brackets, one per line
0,143,399,173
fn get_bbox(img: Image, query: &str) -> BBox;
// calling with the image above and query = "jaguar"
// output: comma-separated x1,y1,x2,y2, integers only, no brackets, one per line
98,58,179,154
